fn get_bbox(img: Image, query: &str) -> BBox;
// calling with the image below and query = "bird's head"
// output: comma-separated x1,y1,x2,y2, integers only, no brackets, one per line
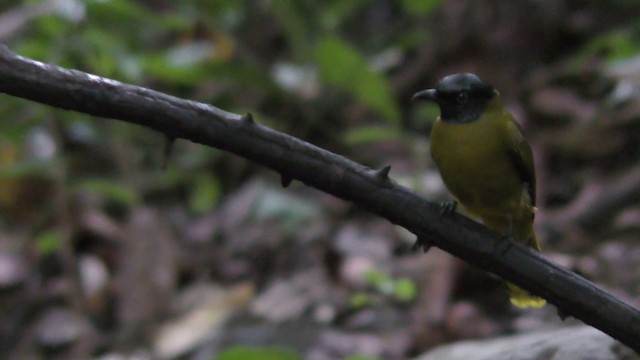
413,73,496,123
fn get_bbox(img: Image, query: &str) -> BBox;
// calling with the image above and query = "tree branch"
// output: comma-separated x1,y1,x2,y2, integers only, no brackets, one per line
1,45,638,352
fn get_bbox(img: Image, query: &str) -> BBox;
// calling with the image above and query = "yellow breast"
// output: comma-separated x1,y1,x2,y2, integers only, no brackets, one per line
430,98,523,217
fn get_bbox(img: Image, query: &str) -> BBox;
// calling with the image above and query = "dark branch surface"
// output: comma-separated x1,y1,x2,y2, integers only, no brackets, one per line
1,45,639,351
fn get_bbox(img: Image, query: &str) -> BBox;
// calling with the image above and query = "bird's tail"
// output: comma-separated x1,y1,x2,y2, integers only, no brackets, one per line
478,208,546,308
506,282,546,308
506,231,545,308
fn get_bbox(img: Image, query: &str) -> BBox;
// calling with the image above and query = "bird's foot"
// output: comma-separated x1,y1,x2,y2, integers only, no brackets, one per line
412,236,433,253
439,200,458,217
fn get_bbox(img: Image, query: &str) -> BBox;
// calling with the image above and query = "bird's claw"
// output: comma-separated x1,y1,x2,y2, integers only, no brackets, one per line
412,236,433,253
439,200,458,217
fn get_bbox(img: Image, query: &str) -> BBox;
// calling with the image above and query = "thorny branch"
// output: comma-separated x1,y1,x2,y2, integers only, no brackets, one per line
0,45,639,352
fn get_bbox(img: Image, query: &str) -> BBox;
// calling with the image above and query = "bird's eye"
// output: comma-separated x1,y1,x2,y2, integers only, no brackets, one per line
457,92,469,104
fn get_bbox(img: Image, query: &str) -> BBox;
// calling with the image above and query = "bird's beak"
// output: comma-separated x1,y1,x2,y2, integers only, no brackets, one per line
412,89,437,102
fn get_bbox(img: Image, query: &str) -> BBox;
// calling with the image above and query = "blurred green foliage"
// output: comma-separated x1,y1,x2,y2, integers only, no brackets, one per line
75,178,140,207
3,0,640,358
216,346,302,360
35,230,63,256
350,269,418,307
400,0,445,15
315,36,400,124
345,356,382,360
577,28,640,65
3,0,443,238
4,0,640,268
189,173,222,214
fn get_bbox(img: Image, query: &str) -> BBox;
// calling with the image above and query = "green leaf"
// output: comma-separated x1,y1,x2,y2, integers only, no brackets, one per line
364,270,395,295
189,174,221,214
270,0,313,58
319,0,370,30
36,231,63,256
345,356,382,360
574,29,640,66
0,158,55,180
216,346,302,360
363,270,389,287
144,53,213,86
401,0,445,15
393,277,418,302
342,125,403,145
349,292,372,308
75,178,139,206
315,37,400,123
86,0,156,24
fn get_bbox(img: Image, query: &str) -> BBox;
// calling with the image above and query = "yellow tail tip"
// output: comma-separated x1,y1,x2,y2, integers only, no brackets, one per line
506,282,546,308
510,296,546,308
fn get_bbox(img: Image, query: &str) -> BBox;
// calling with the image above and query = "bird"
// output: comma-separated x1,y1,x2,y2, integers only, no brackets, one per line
413,73,545,308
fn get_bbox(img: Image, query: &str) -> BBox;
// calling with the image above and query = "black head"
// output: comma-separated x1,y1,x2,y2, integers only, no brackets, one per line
413,73,496,123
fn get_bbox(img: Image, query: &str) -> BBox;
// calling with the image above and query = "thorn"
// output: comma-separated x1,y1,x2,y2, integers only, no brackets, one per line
241,112,254,125
374,165,391,181
439,200,458,217
162,136,176,171
412,236,432,253
281,174,293,188
557,308,570,321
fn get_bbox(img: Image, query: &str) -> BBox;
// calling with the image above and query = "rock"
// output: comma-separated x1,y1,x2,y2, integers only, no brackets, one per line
153,282,254,359
0,251,28,291
34,307,86,352
251,270,324,323
79,255,109,298
94,349,153,360
414,326,621,360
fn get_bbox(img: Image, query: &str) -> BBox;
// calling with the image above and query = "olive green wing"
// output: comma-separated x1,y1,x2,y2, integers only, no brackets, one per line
505,119,536,206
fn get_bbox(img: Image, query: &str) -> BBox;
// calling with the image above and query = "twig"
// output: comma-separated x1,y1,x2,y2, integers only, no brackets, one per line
0,45,639,352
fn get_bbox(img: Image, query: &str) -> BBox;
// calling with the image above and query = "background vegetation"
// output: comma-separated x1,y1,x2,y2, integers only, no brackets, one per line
1,0,639,359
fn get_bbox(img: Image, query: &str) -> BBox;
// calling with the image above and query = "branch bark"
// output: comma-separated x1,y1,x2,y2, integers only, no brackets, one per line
1,45,639,352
